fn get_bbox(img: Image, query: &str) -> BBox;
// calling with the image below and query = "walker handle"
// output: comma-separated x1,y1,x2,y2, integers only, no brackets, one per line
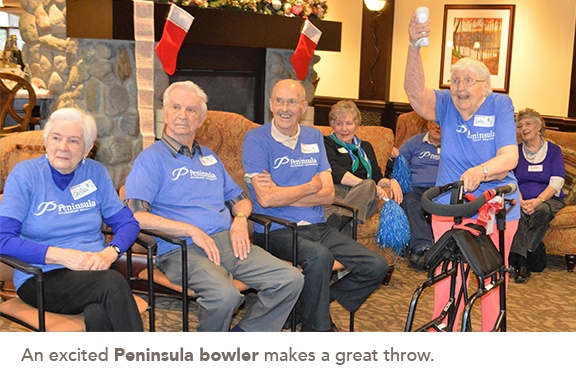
421,181,489,217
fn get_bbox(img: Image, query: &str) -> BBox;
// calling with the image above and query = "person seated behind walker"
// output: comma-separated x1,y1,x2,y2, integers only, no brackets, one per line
397,120,441,270
124,80,304,332
323,100,403,231
509,108,565,283
242,79,389,332
0,108,143,332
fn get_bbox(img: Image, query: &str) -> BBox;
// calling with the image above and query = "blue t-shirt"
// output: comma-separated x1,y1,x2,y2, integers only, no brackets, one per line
398,133,440,188
242,123,331,233
0,156,125,289
434,90,520,220
125,141,243,256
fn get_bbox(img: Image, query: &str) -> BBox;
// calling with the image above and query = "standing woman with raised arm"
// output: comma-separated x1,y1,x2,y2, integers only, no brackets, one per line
404,10,520,331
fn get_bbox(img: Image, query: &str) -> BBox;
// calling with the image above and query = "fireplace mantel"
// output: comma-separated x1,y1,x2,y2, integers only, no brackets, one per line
67,0,342,52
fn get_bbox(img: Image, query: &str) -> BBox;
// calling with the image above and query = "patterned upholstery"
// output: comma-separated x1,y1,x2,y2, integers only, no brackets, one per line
0,129,46,193
395,111,428,148
195,111,259,175
542,129,576,256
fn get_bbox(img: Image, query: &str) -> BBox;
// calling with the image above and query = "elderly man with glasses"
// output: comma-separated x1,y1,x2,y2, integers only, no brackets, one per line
125,80,304,332
242,79,389,332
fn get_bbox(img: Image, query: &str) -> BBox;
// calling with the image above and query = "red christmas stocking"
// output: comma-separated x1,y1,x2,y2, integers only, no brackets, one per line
290,19,322,80
155,4,194,75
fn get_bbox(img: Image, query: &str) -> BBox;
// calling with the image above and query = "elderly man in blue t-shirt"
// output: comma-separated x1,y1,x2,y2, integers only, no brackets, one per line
398,120,441,270
242,79,388,332
124,81,303,332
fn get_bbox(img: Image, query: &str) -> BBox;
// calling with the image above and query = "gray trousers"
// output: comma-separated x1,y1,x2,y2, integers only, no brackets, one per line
156,230,304,332
324,179,378,223
510,197,565,258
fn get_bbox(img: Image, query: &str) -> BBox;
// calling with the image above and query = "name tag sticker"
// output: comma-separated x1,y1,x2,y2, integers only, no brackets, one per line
337,147,348,154
301,143,320,154
199,155,218,166
473,115,495,128
528,164,543,172
70,179,97,200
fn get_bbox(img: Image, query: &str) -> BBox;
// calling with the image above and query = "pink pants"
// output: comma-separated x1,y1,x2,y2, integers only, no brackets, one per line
431,215,518,331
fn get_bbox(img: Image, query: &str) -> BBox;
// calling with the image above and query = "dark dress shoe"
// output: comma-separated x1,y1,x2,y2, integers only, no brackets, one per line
409,249,429,271
514,266,531,283
382,265,394,285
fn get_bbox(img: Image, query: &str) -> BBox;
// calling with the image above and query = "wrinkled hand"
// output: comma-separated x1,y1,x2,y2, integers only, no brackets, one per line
253,170,275,188
520,198,540,216
85,251,114,271
389,179,403,204
308,174,323,193
48,247,110,271
460,166,484,193
408,11,431,46
376,185,388,200
189,226,221,265
230,218,250,260
91,246,120,270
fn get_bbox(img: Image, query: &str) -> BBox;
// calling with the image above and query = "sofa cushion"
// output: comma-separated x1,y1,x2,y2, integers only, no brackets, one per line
545,130,576,205
549,206,576,229
395,111,428,148
195,110,258,175
0,130,46,192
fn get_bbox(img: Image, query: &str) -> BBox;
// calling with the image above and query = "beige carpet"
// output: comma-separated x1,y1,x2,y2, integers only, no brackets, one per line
2,254,574,332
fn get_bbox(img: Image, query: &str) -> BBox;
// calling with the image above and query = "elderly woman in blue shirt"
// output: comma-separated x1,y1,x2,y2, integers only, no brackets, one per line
0,108,143,331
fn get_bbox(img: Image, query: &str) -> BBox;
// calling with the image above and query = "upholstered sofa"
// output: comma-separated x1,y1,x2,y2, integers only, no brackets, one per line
0,129,46,193
539,129,576,259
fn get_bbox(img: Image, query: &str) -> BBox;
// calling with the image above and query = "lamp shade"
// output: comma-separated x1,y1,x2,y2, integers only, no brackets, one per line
364,0,386,12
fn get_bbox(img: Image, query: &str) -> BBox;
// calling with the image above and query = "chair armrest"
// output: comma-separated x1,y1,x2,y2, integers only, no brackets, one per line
252,214,297,230
331,201,358,240
248,213,270,228
0,255,43,278
139,228,187,247
0,254,47,331
133,233,158,254
138,227,190,331
250,214,298,266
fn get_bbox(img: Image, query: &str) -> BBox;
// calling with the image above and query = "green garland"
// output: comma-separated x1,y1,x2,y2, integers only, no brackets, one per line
153,0,328,20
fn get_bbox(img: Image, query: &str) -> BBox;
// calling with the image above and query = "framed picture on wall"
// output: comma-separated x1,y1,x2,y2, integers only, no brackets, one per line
439,4,515,93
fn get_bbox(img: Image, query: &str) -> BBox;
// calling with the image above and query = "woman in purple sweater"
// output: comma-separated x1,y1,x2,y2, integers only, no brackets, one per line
510,108,565,283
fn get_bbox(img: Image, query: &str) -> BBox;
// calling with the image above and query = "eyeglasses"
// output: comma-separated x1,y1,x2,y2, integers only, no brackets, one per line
272,98,302,108
166,104,199,117
450,77,486,88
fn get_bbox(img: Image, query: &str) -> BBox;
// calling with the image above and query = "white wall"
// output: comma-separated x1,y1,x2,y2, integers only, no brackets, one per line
316,0,576,117
314,0,363,99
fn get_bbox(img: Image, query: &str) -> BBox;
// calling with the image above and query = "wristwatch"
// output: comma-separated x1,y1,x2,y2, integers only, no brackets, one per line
108,244,122,259
480,165,488,180
235,212,248,218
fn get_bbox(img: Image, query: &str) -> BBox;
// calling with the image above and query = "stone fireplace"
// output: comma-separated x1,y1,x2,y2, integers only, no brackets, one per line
17,0,341,188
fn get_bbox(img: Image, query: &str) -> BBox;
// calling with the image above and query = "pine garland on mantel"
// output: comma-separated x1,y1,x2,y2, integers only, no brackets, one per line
152,0,328,20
